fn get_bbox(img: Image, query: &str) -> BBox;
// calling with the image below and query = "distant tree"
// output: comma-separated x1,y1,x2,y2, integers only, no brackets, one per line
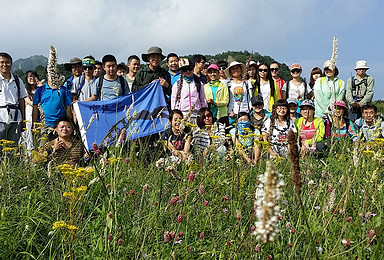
13,69,24,79
34,65,46,81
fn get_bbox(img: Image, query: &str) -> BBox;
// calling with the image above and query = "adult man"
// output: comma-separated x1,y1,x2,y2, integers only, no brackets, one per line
125,55,140,92
93,60,102,78
346,60,374,121
0,52,27,143
71,56,96,101
89,54,129,101
132,46,171,102
64,57,83,92
353,104,384,142
167,53,180,86
32,69,72,128
270,61,285,99
192,54,207,84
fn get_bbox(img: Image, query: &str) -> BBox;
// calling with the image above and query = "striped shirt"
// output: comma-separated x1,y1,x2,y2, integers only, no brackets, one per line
193,122,226,151
43,137,84,166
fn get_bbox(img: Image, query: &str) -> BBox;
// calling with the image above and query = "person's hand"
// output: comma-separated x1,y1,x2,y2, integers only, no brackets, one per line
207,99,214,104
159,78,169,88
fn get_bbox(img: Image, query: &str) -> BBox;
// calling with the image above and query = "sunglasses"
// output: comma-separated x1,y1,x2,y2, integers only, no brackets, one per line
219,66,227,70
83,66,94,71
270,68,279,72
259,69,268,73
203,114,212,119
290,69,302,73
181,67,192,72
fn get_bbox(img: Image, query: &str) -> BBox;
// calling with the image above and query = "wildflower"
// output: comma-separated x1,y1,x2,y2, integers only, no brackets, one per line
314,206,321,210
105,184,111,190
129,190,134,195
117,238,123,246
253,161,284,243
223,196,229,201
174,237,182,244
315,247,323,252
226,241,231,246
108,213,113,219
142,184,149,193
289,243,293,248
164,231,171,243
169,196,179,205
189,246,193,251
188,171,195,181
236,210,242,220
178,232,184,237
278,216,283,221
326,190,335,212
176,215,183,223
341,239,350,247
199,232,204,239
254,244,261,252
67,225,78,231
346,216,352,222
169,231,176,239
223,208,228,213
367,230,375,239
76,186,87,193
288,131,301,195
198,185,205,194
203,200,208,207
250,226,256,232
52,221,68,230
125,158,129,164
285,222,291,229
108,233,113,241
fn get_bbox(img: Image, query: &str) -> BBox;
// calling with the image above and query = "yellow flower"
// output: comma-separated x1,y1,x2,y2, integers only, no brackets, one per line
38,137,47,141
34,122,43,127
76,186,87,192
31,129,40,134
0,139,15,145
63,192,75,199
364,150,374,155
210,135,221,139
67,225,78,231
52,221,68,230
2,147,16,152
185,122,197,128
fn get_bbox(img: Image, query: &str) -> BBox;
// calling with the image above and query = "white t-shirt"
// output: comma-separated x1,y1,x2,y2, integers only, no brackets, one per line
0,74,27,122
262,118,297,156
228,80,252,114
282,81,312,100
260,82,270,111
71,75,96,101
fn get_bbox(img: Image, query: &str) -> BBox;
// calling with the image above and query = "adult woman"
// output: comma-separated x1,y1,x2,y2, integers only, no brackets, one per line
253,63,279,113
171,58,207,123
250,95,271,135
287,98,300,122
259,99,296,158
204,64,229,120
22,70,41,150
309,67,322,89
314,60,345,118
40,117,85,166
225,61,252,124
247,61,258,85
161,109,191,160
193,108,226,159
324,100,358,143
294,100,325,155
282,64,313,101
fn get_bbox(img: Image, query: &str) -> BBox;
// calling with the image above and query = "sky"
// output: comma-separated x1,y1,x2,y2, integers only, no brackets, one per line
2,0,384,99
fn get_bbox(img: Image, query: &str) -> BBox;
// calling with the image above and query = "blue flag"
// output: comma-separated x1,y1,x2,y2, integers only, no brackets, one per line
74,81,169,150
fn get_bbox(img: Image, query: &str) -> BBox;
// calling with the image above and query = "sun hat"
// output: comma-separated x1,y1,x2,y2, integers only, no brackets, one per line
178,58,193,70
354,60,369,70
141,46,166,62
286,97,298,106
224,61,246,79
334,100,348,110
251,95,264,106
300,99,315,109
290,64,302,71
64,57,82,71
206,64,219,71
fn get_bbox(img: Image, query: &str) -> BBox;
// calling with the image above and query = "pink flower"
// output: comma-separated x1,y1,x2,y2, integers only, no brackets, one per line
289,243,293,248
341,239,350,247
169,196,179,205
177,215,183,223
108,233,113,241
346,216,352,222
250,226,256,232
203,201,208,206
267,255,272,259
169,231,176,239
189,246,193,251
285,222,291,229
188,171,195,181
105,184,110,190
236,210,241,221
200,232,204,239
117,238,123,246
108,213,113,219
164,231,171,243
278,216,283,221
367,230,375,239
125,158,129,164
226,241,231,246
223,196,229,201
290,229,296,234
198,185,205,194
178,232,184,237
254,244,261,252
129,190,135,195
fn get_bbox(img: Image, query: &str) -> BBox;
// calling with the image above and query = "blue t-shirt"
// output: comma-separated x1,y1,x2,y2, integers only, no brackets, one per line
91,76,129,101
169,70,181,87
33,83,72,126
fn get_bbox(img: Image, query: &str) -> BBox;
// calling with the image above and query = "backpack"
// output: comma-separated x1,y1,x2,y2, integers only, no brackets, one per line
285,80,308,99
13,74,21,99
76,75,86,97
97,75,126,100
350,76,368,101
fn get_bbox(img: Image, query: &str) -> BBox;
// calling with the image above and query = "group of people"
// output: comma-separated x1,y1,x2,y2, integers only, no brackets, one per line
0,46,381,166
